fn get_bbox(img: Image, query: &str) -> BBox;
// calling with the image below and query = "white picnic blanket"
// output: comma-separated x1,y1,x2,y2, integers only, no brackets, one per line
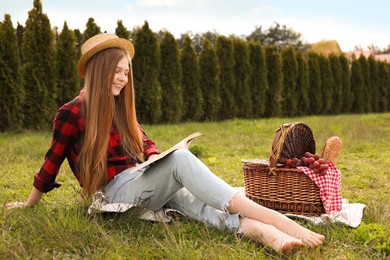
89,188,366,228
88,191,176,222
286,198,366,228
235,187,366,228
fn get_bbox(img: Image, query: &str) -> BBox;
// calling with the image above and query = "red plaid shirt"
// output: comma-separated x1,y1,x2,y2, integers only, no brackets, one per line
33,92,160,193
297,163,342,213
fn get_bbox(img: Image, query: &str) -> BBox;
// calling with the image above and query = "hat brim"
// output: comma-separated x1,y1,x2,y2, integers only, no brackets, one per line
77,38,135,78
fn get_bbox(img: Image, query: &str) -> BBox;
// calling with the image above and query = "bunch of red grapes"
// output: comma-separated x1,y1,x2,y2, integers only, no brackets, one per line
284,152,329,176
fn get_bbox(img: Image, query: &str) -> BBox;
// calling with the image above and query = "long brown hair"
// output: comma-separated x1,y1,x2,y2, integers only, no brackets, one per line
78,48,144,197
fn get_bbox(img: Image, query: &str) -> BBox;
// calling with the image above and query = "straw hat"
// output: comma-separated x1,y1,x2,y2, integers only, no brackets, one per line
77,33,135,78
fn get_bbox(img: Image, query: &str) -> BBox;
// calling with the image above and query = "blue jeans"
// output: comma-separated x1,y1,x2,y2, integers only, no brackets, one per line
102,149,242,233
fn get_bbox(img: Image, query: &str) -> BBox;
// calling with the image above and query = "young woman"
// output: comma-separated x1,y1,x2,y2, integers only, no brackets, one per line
5,33,325,254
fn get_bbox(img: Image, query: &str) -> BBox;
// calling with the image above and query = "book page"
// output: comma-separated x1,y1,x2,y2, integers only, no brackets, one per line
128,132,202,174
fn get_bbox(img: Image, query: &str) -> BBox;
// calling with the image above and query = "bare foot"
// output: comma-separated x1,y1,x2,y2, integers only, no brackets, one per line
294,228,325,247
273,234,303,254
264,228,303,253
241,218,303,254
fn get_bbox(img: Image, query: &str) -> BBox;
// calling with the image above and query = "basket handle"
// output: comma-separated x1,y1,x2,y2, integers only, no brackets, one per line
269,123,294,167
267,167,277,175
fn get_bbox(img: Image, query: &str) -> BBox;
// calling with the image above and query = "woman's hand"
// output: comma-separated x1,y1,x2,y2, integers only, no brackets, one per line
148,154,160,160
4,201,26,209
4,187,43,209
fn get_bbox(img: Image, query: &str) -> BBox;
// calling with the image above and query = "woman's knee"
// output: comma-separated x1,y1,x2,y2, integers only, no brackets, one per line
152,149,195,175
169,149,195,163
165,149,201,177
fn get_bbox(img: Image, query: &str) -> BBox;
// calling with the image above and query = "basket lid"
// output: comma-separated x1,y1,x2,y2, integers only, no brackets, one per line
270,122,316,167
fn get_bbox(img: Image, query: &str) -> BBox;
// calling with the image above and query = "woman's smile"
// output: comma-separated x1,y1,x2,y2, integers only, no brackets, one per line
112,56,130,96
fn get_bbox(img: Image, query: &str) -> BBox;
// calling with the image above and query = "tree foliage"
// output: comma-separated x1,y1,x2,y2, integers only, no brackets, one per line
16,22,25,63
22,0,57,129
350,58,365,113
57,21,79,105
328,54,343,114
358,55,372,112
216,36,237,119
81,18,101,44
247,23,306,51
339,54,352,113
295,51,309,114
307,52,322,114
180,34,203,121
248,41,268,118
115,20,130,39
377,62,389,112
199,38,221,121
0,14,25,130
318,55,334,114
133,21,162,123
367,56,379,112
264,45,283,117
281,46,298,116
2,2,390,131
159,31,183,123
233,38,252,118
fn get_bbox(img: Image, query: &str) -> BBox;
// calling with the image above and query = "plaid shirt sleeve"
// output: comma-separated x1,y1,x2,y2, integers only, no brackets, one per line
138,123,160,158
34,100,81,193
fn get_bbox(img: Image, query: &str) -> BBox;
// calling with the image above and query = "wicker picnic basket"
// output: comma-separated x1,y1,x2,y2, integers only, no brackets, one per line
242,123,325,216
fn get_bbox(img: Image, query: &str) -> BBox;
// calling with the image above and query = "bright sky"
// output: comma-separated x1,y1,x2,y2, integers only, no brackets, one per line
1,0,390,52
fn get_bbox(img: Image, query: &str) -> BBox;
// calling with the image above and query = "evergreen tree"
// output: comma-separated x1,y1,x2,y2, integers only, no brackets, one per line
358,55,372,112
133,21,161,123
264,45,283,117
248,41,268,118
73,29,82,57
386,64,390,112
159,31,183,123
367,56,379,112
0,14,25,131
115,20,130,39
295,51,309,115
180,34,203,121
281,46,298,116
199,38,221,121
328,54,343,114
16,22,25,63
318,54,334,114
385,63,390,112
377,62,389,112
216,36,237,119
81,18,101,44
22,0,57,129
339,54,352,113
307,52,322,114
233,38,252,118
350,58,365,113
57,21,79,105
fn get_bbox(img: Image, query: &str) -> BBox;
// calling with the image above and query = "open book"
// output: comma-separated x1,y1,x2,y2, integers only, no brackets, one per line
128,132,202,174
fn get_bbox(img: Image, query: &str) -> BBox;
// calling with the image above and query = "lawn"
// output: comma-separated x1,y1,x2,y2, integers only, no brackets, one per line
1,113,389,259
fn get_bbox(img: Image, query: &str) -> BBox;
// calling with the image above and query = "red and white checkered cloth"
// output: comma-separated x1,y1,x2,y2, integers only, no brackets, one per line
297,163,342,213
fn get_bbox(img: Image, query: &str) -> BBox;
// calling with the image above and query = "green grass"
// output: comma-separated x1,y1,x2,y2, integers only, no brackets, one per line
1,113,389,259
